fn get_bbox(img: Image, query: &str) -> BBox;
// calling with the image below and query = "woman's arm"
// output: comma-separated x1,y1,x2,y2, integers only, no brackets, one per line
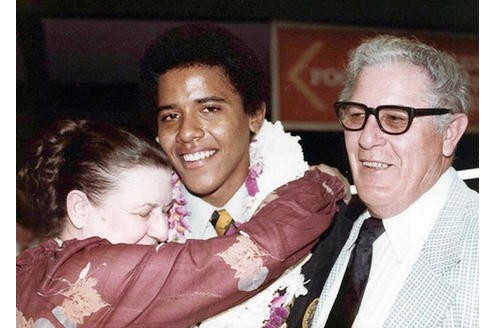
16,168,345,328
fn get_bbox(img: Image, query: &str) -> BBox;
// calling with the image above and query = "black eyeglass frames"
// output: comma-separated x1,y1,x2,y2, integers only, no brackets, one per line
334,101,452,135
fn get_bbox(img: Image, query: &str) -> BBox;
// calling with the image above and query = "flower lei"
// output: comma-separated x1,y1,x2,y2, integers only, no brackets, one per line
168,120,310,327
263,288,290,328
167,171,191,243
241,120,309,221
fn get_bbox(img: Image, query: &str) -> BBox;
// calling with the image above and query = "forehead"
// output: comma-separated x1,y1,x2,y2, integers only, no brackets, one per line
159,65,238,93
108,166,172,203
352,62,433,108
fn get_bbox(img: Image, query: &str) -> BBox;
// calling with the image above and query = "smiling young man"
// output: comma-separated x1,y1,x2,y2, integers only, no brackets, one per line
140,24,351,327
155,65,263,208
141,24,272,240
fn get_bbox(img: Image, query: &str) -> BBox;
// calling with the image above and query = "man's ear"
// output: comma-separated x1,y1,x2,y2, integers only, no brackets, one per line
442,113,468,157
66,190,91,230
248,102,267,134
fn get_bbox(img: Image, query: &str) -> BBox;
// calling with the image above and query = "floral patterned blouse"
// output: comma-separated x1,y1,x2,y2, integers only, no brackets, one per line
16,169,344,328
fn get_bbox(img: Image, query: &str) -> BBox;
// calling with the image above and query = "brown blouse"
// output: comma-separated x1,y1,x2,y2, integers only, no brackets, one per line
16,169,344,328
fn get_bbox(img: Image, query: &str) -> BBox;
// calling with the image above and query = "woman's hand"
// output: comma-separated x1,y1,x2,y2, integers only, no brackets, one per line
310,164,352,204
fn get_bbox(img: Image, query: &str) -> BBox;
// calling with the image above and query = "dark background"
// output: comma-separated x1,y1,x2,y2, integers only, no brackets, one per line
16,1,479,190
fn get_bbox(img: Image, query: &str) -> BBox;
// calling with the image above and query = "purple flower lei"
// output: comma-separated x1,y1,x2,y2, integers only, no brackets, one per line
246,162,263,197
263,288,289,328
245,137,263,197
167,171,192,242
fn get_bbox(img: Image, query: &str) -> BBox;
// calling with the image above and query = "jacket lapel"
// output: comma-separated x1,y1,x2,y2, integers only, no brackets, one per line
384,175,467,327
286,199,364,327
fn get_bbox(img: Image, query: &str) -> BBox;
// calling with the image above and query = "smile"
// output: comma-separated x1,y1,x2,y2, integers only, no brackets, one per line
362,161,389,169
182,150,216,162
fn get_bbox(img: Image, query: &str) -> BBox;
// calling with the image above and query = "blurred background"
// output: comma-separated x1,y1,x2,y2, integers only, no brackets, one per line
16,0,479,191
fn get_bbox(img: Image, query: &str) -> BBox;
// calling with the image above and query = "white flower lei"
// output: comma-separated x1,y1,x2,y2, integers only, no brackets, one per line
167,120,309,242
194,120,311,328
242,119,309,220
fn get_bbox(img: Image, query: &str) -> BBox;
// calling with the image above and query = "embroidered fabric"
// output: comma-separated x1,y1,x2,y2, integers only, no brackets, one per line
195,254,312,328
17,169,344,328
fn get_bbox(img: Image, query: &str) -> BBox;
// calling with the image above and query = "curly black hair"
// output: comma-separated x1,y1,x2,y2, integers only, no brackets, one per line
139,23,268,131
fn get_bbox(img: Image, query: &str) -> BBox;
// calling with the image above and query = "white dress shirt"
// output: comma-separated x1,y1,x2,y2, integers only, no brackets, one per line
312,168,455,328
183,184,249,240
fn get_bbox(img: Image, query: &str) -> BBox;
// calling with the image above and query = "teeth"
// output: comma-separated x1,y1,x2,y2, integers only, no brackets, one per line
363,161,389,169
183,150,215,162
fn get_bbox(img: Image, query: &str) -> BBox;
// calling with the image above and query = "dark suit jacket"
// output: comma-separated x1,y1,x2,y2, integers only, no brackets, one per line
286,197,364,327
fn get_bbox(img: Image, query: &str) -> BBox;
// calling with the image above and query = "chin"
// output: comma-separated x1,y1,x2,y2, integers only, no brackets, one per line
358,184,393,202
185,176,223,195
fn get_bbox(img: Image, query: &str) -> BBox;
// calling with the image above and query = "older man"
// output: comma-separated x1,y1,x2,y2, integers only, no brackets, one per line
288,35,478,327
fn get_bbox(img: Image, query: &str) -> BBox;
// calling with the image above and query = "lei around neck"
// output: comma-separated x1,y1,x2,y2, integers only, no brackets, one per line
168,120,310,327
167,119,309,242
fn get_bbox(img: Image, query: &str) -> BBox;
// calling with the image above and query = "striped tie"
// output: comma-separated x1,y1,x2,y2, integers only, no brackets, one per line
210,209,236,236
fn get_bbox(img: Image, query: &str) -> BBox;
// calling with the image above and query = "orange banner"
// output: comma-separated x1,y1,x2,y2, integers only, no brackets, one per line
272,23,478,132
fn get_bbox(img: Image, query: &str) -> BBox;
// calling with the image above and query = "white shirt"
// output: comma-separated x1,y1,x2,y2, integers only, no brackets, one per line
183,184,249,240
312,168,455,328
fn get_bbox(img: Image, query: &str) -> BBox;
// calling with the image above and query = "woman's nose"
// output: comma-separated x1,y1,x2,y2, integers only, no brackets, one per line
147,211,169,243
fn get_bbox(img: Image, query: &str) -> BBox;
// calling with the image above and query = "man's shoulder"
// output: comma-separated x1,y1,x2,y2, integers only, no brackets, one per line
312,197,364,257
285,197,365,327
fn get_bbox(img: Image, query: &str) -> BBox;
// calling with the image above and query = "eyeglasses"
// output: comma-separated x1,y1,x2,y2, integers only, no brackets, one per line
334,101,452,135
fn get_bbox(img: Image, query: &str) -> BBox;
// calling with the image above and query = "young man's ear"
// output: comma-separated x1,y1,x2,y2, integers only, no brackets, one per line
248,102,267,134
442,113,468,157
66,190,91,230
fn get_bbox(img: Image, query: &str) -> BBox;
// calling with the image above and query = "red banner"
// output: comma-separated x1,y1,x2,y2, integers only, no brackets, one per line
272,23,478,132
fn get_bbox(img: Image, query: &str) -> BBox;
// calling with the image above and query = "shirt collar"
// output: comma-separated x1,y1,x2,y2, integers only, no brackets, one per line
183,183,249,238
381,167,455,261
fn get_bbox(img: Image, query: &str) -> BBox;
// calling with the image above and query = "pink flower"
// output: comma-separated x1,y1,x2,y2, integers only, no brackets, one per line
262,288,289,328
167,172,191,242
246,163,263,196
174,205,188,216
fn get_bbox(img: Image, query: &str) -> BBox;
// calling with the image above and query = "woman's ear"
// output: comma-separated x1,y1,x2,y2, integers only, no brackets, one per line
66,190,91,230
442,113,468,157
248,103,267,134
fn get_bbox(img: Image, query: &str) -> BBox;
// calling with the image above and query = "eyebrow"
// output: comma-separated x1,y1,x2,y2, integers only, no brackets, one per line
133,199,174,209
156,96,228,112
196,96,227,104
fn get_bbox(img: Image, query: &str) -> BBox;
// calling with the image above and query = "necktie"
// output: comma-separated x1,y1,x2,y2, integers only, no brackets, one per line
210,209,235,236
325,217,385,328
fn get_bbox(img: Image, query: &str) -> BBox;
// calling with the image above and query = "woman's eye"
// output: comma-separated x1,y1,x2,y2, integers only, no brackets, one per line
137,211,152,219
163,203,173,214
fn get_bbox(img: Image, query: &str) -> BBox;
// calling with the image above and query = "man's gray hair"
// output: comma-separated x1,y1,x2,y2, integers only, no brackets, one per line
339,34,472,129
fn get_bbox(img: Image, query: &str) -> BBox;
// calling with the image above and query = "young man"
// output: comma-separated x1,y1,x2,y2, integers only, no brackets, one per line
140,24,351,327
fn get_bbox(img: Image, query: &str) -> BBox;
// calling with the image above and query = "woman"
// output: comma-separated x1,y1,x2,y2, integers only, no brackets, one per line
16,119,345,327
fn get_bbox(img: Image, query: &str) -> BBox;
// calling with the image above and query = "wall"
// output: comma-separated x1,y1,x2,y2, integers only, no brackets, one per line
16,1,479,190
